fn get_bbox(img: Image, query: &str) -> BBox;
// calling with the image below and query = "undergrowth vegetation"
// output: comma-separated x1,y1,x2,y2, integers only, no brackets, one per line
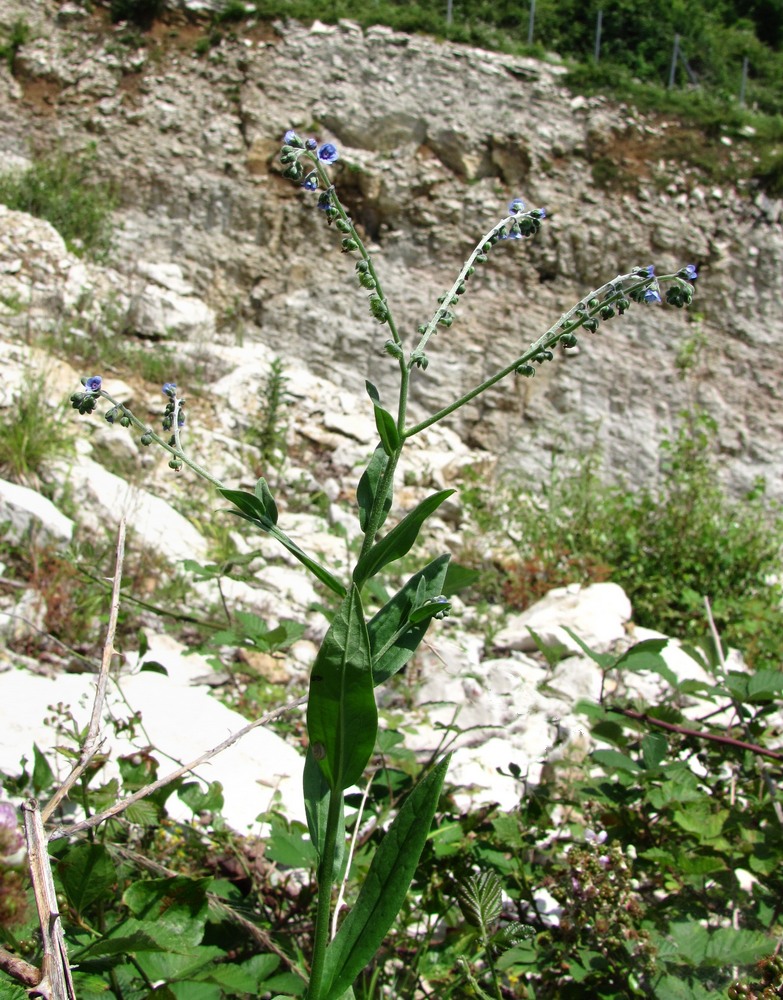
458,408,783,670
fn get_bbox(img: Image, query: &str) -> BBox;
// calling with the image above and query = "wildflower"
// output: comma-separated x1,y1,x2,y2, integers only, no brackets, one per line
305,137,318,151
643,287,662,304
162,382,177,397
302,173,318,191
83,375,102,392
509,198,525,214
318,143,339,164
680,263,698,281
283,129,297,144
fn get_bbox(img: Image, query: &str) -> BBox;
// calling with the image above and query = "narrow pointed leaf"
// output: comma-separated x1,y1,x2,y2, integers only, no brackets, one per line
357,444,393,534
353,490,455,588
218,487,346,597
254,477,279,525
368,555,450,684
307,585,377,791
320,755,451,1000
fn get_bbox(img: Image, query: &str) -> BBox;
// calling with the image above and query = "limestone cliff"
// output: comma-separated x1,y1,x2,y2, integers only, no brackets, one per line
1,0,781,497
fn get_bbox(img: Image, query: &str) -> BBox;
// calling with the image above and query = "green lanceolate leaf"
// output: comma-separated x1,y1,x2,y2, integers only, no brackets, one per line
368,554,450,685
218,486,346,598
353,490,455,589
365,380,400,456
303,746,346,872
254,476,279,524
307,585,377,792
319,754,451,1000
357,444,393,534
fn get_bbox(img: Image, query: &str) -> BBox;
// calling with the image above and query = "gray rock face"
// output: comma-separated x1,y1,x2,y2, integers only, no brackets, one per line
0,3,780,499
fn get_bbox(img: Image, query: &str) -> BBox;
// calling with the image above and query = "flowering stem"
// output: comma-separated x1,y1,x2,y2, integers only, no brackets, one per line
97,390,226,490
411,212,523,363
405,271,688,439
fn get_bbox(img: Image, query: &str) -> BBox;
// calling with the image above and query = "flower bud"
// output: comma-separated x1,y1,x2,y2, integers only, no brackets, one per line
168,458,183,471
559,333,578,348
515,364,535,377
341,238,359,253
336,218,351,233
140,432,153,446
369,296,389,323
583,318,599,333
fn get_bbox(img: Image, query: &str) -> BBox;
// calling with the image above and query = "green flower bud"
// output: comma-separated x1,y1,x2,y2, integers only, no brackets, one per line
559,333,578,348
369,296,389,323
475,253,488,264
358,271,376,290
599,305,615,320
168,458,183,471
455,283,466,295
583,318,599,333
516,364,535,377
617,297,631,314
341,238,359,253
438,312,454,328
356,260,369,273
384,340,404,360
140,432,153,446
335,218,352,233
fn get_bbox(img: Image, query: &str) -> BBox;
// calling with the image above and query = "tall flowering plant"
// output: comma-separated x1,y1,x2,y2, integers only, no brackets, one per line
70,131,696,999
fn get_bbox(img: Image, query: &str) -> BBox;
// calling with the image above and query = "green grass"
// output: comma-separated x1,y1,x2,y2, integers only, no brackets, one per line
0,373,73,482
0,145,117,262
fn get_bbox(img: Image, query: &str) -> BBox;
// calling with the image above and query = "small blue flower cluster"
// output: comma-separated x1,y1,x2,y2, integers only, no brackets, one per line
69,374,103,414
500,198,547,240
280,130,340,197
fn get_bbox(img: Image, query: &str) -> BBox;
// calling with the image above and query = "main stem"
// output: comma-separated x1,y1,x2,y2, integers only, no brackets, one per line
307,787,343,1000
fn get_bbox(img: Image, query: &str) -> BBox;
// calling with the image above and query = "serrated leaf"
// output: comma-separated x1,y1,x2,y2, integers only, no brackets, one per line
591,748,642,772
307,585,377,792
614,638,680,689
319,755,451,1000
457,870,503,930
57,843,117,915
123,876,210,951
641,732,668,770
353,490,454,588
125,799,160,826
32,743,54,794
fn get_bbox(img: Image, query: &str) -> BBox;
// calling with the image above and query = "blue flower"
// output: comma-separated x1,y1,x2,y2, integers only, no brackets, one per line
305,138,318,151
283,130,297,144
644,264,655,277
536,207,547,219
680,264,698,281
318,143,339,164
302,172,318,191
509,198,525,215
162,382,177,397
643,288,662,304
83,375,102,392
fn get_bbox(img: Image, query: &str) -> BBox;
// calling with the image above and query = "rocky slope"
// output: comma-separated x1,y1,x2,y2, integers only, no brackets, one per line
0,1,781,827
0,0,781,496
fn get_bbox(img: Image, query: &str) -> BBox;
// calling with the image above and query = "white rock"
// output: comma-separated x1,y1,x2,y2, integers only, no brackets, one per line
0,478,74,544
493,582,632,654
128,284,215,340
66,457,207,563
0,659,305,832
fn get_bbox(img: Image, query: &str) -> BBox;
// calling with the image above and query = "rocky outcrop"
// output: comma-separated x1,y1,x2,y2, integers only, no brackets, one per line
0,1,780,499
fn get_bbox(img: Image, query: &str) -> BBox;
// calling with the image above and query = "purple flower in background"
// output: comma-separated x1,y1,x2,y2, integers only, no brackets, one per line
303,173,318,191
162,382,177,397
643,287,662,304
305,138,318,151
318,143,339,164
84,375,102,392
509,198,525,214
283,130,298,144
681,264,698,281
0,801,23,859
